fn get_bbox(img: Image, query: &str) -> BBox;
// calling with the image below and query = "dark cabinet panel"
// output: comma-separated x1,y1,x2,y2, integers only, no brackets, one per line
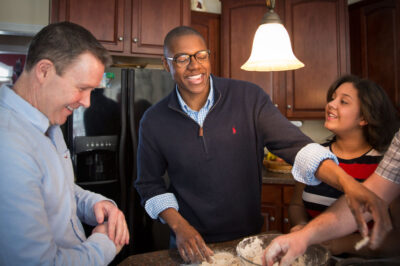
349,0,400,110
221,0,278,101
221,0,349,118
51,0,125,52
261,204,281,232
285,0,350,118
261,183,294,233
191,11,221,76
52,0,191,57
131,0,191,56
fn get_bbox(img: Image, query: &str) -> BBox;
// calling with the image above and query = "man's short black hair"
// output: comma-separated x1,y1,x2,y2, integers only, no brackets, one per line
163,26,206,56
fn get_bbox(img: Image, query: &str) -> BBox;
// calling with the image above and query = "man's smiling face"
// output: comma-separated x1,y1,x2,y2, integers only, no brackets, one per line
163,34,211,100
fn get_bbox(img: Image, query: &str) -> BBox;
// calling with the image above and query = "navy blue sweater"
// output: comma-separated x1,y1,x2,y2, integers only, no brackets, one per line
135,75,312,242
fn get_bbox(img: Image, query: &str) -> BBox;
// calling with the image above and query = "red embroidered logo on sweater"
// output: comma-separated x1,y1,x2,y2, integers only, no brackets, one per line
232,127,236,134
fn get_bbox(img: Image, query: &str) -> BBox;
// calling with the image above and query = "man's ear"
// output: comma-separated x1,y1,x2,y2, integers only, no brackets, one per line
161,56,170,73
35,59,55,84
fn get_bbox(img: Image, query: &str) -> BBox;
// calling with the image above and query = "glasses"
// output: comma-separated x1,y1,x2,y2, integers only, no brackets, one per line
166,50,210,68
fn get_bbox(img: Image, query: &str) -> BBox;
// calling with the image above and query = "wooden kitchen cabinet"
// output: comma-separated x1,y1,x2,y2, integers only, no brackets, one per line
261,183,294,233
191,11,221,76
131,0,190,56
221,0,350,118
51,0,125,52
51,0,191,57
284,0,350,118
349,0,400,111
282,185,293,233
221,0,282,111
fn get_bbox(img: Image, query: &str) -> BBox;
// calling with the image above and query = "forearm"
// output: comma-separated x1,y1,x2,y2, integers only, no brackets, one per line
315,159,358,192
0,187,116,266
301,196,358,247
289,182,309,227
159,208,190,234
288,204,309,227
363,173,400,204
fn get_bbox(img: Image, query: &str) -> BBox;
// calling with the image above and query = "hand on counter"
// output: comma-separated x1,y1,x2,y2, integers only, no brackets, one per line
160,208,214,264
175,221,214,263
93,200,130,250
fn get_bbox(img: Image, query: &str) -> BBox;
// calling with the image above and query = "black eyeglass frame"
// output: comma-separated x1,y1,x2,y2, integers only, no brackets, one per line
166,49,211,67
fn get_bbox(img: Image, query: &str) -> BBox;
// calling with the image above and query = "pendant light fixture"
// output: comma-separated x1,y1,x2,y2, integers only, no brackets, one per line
241,0,305,71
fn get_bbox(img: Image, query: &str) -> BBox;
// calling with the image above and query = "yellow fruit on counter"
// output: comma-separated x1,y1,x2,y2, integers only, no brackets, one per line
266,152,277,161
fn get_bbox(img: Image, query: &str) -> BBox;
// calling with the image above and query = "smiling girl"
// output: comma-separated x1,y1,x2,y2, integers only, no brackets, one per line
289,75,400,257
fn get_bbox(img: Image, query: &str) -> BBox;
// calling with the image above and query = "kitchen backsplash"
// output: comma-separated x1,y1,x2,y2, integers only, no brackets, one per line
264,120,332,156
297,120,332,144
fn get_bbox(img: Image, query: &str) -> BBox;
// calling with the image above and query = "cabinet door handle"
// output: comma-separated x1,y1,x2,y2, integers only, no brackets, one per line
274,104,278,108
118,36,123,41
269,216,275,222
133,37,138,43
287,105,292,109
283,218,289,224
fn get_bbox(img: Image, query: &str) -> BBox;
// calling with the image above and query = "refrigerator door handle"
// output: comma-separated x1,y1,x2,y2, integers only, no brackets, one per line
118,69,128,214
128,69,138,181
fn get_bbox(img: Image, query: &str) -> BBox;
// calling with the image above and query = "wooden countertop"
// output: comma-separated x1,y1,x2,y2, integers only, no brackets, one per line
118,237,243,266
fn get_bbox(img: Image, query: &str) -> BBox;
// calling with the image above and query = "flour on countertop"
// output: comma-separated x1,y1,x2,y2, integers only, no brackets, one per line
182,251,240,266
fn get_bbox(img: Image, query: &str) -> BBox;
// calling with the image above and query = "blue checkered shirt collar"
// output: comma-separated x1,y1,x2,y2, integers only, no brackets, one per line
176,76,214,127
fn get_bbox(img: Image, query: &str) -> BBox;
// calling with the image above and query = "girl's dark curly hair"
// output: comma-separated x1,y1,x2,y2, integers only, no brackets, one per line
327,75,399,152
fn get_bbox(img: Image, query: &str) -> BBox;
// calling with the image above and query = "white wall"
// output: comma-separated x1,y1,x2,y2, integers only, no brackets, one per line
191,0,221,14
0,0,49,26
0,0,49,37
297,120,332,144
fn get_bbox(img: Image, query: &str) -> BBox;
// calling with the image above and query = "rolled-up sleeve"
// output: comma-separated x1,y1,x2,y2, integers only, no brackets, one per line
292,143,339,185
145,193,179,222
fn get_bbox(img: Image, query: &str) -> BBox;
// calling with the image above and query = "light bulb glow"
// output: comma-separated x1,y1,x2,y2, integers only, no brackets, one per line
241,23,305,71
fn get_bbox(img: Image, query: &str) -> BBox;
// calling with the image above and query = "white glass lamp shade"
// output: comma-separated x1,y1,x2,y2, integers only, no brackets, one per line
241,23,305,71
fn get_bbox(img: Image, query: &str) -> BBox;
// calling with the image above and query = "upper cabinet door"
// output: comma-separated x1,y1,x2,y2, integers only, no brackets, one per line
221,0,279,103
191,11,221,76
130,0,191,56
285,0,350,118
51,0,125,52
221,0,349,118
349,0,400,111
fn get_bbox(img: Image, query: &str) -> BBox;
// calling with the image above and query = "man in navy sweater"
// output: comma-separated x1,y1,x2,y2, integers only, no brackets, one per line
135,26,391,264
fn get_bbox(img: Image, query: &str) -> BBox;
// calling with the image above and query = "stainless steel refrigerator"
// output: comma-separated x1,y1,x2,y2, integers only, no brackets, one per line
62,67,175,262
